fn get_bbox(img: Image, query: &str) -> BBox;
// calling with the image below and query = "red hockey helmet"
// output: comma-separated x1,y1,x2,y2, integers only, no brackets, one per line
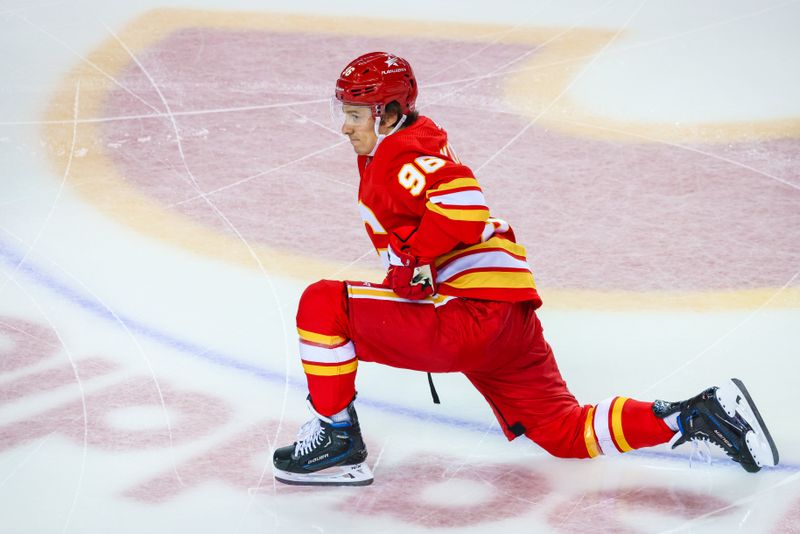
335,52,418,117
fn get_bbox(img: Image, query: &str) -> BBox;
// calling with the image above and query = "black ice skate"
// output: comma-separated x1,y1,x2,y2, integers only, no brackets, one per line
273,398,373,486
654,378,779,473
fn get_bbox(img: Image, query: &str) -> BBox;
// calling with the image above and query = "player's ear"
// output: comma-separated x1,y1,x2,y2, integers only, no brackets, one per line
381,105,400,128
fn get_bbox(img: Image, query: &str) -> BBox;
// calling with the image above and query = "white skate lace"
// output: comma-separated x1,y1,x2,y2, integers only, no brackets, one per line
294,417,326,457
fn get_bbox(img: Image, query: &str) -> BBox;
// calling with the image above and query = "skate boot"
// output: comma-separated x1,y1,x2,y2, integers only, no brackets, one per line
273,397,373,486
653,378,779,472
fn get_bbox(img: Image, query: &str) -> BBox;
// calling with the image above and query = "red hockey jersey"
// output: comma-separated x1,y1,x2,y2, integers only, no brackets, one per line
357,116,541,305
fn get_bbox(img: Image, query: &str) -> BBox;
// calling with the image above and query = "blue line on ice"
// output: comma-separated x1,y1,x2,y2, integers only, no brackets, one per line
0,236,495,435
0,236,795,472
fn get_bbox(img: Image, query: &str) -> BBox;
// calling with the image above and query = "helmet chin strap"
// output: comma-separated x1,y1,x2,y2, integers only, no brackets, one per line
367,114,407,157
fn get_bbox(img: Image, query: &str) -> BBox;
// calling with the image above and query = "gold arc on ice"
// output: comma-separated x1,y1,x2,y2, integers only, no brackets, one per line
41,9,800,310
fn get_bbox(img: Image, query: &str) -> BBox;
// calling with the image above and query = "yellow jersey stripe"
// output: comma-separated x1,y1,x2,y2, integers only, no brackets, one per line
611,397,633,452
302,360,358,377
426,177,480,196
426,201,490,222
442,270,536,290
297,327,347,346
584,406,601,458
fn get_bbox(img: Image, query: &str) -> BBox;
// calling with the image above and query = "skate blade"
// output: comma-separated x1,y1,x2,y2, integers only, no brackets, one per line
274,462,374,487
716,378,779,468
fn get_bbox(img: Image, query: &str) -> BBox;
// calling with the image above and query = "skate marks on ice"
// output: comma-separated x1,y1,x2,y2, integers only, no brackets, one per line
2,4,799,533
38,9,800,309
2,315,799,532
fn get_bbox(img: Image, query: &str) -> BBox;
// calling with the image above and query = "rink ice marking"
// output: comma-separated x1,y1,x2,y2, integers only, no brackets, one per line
8,3,798,469
502,4,800,143
0,83,88,534
1,236,799,475
96,20,299,517
9,4,796,472
0,8,800,534
36,9,800,311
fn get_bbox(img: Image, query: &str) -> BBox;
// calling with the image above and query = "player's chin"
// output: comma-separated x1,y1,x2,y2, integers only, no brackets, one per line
352,142,371,155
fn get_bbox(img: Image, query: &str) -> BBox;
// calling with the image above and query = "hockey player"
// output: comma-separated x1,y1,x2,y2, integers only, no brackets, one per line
272,52,779,486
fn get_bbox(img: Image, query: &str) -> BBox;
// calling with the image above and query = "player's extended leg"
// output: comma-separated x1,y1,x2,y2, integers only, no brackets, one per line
464,301,675,458
465,302,779,471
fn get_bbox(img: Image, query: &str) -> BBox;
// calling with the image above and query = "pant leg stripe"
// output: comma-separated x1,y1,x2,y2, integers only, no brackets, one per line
584,406,601,458
593,397,620,455
302,359,358,377
297,327,347,347
610,396,633,452
299,340,356,364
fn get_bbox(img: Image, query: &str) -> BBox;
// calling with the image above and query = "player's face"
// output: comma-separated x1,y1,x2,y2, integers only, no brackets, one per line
340,105,377,155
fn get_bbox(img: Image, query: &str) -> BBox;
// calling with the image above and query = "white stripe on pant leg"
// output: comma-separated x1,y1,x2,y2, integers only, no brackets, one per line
593,397,620,455
299,340,356,364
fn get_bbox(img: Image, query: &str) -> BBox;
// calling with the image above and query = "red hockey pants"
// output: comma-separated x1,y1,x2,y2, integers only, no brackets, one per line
296,280,673,458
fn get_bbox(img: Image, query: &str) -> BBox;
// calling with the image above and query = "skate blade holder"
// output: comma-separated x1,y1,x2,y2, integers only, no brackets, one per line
274,462,374,486
716,378,779,468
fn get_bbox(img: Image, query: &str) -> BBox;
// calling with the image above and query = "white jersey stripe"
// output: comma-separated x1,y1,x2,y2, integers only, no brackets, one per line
428,189,487,207
299,340,356,364
437,250,531,283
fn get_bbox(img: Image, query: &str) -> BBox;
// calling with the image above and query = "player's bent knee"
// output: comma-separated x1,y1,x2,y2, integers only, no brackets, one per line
296,279,349,333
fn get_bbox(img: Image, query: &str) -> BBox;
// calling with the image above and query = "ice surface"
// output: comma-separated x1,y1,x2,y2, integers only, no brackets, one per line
1,1,799,532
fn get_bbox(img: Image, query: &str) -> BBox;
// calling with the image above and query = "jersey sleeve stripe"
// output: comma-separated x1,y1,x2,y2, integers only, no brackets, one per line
428,189,487,207
426,177,481,196
427,185,482,197
426,201,490,222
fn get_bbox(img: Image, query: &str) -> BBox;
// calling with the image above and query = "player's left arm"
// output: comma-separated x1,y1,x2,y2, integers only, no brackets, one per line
393,156,489,260
384,155,490,299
